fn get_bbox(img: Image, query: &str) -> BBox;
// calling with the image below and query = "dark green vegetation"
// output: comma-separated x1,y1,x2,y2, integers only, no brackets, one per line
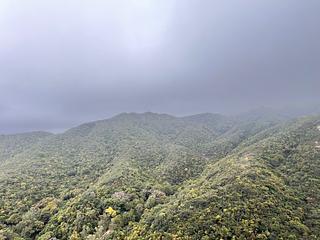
0,111,319,239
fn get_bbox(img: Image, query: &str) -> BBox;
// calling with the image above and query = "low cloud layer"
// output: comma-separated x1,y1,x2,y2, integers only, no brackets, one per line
0,0,320,133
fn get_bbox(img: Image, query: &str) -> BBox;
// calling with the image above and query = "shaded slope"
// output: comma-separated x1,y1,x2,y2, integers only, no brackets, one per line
0,131,52,164
127,116,320,240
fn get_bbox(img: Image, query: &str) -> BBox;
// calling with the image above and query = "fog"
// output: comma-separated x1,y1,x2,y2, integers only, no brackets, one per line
0,0,319,133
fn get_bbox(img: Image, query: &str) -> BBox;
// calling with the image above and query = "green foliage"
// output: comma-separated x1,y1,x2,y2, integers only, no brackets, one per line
0,112,319,239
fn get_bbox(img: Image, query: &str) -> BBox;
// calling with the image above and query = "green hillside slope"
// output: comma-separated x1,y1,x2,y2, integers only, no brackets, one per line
0,113,319,239
0,132,52,164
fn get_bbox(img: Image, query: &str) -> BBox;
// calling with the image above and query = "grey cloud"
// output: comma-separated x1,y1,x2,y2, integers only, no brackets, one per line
0,0,319,133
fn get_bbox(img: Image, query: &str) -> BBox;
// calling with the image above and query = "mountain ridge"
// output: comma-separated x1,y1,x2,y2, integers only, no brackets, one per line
0,111,319,239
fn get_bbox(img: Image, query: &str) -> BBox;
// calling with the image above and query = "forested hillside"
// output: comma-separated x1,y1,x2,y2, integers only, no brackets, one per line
0,132,52,164
0,112,319,239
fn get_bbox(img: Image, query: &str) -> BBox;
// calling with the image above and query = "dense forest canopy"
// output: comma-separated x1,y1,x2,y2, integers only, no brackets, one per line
0,110,319,239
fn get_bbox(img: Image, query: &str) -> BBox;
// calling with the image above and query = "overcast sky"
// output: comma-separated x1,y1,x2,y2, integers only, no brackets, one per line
0,0,320,133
